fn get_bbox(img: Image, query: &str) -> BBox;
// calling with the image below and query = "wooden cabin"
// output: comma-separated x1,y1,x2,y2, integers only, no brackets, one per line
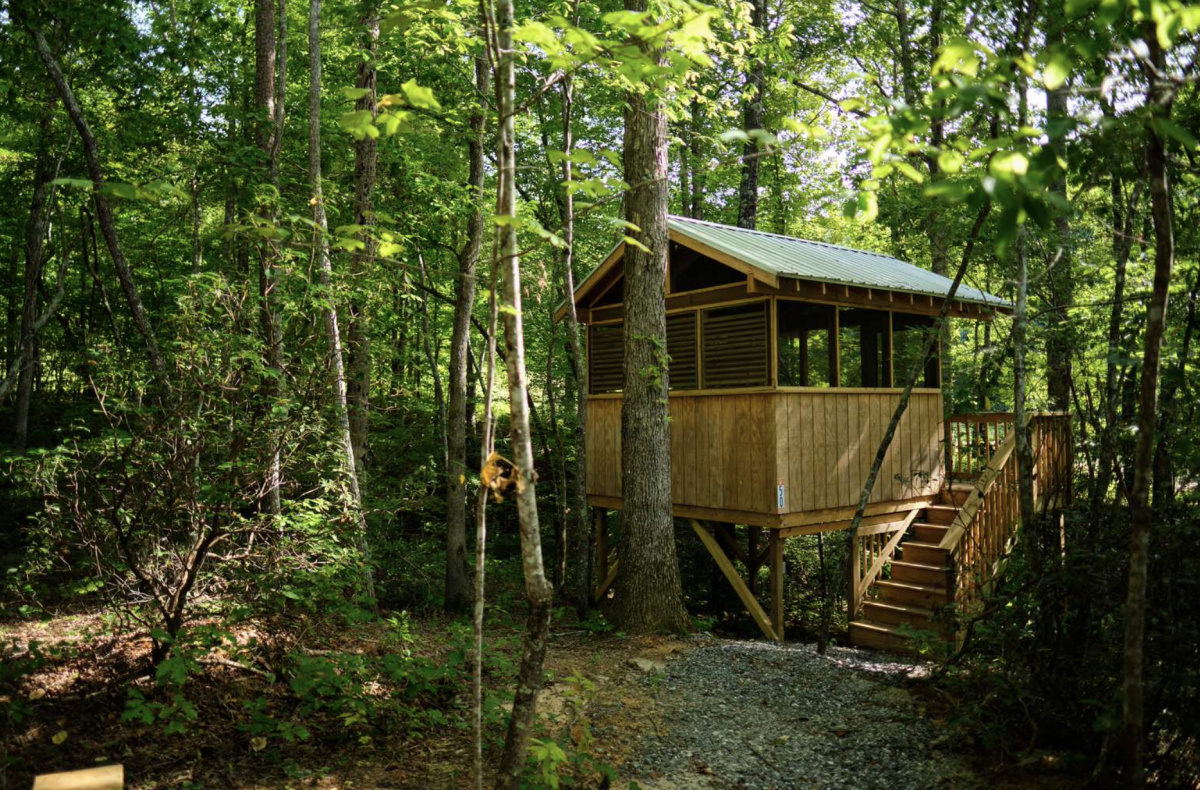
558,216,1071,652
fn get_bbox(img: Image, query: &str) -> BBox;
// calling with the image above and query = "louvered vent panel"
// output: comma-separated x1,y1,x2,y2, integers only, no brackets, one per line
588,324,624,394
702,304,769,388
666,313,698,390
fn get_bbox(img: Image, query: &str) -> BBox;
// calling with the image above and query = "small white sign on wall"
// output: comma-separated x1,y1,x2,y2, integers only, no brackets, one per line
777,479,786,510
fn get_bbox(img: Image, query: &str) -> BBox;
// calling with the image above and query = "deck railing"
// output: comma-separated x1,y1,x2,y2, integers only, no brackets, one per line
948,412,1014,480
850,509,920,618
939,413,1072,613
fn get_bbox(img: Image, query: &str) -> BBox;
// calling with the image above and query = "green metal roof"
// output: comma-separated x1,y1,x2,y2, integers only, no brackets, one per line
668,215,1011,309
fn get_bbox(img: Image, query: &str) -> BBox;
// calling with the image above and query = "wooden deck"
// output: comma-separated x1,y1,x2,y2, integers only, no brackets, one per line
586,388,945,527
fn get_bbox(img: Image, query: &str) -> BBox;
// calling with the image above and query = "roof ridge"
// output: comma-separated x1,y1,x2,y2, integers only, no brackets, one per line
667,214,903,264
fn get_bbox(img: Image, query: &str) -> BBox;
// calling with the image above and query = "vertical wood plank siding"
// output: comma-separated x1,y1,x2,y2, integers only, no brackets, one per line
585,390,944,514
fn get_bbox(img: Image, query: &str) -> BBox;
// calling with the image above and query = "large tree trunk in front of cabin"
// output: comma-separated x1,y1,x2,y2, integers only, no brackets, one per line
614,0,690,635
445,54,488,615
1123,35,1175,788
347,5,380,477
14,115,54,451
24,20,168,387
490,0,555,783
735,0,765,230
308,0,376,607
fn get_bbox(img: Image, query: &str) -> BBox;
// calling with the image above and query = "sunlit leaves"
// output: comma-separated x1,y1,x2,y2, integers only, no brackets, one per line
933,37,987,77
938,150,965,173
400,80,440,110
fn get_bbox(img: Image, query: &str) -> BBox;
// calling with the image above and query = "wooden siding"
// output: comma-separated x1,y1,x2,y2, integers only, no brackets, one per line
586,389,944,517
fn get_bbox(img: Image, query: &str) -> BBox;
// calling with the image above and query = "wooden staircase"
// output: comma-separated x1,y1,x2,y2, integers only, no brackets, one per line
847,412,1073,656
848,491,965,653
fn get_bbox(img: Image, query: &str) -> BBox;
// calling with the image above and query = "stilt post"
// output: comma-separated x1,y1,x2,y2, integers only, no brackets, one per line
769,530,784,640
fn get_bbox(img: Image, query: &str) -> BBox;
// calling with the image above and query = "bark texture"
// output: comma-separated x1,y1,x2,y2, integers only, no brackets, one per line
445,54,488,614
614,0,690,635
347,5,380,476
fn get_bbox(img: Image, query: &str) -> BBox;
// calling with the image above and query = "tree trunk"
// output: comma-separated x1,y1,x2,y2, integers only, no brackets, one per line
488,0,555,782
1150,268,1197,507
254,0,285,516
689,98,704,220
14,116,54,450
24,21,168,386
347,5,379,477
1012,226,1039,565
614,0,690,635
837,202,990,652
558,64,592,615
445,53,488,614
1091,173,1143,514
307,0,376,607
735,0,765,230
1124,35,1176,784
1044,19,1073,412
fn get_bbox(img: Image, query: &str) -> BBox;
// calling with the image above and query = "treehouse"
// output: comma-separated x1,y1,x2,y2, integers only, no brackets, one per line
557,216,1072,652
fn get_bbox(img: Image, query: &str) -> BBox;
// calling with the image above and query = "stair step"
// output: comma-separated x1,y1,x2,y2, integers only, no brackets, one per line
923,505,960,525
912,523,950,543
877,579,951,608
890,560,952,586
862,600,935,627
848,620,912,652
943,485,974,506
899,541,951,565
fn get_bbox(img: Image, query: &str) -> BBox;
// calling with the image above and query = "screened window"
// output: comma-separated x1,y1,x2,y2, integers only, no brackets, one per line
776,301,835,387
892,313,941,388
838,308,891,388
702,302,769,388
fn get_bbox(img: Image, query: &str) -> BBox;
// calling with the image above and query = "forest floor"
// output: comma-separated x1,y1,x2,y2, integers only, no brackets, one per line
2,609,1087,790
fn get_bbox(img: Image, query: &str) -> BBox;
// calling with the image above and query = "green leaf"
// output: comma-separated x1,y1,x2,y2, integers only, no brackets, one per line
51,177,94,189
894,161,925,184
341,86,371,101
938,150,965,173
623,236,650,253
1042,49,1073,90
401,80,440,111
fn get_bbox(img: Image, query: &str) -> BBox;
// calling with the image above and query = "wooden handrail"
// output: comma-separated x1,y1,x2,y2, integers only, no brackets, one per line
850,509,920,618
940,413,1072,612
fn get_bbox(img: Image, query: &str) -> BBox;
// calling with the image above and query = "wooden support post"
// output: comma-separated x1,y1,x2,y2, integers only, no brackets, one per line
849,531,861,620
769,530,784,640
595,509,607,583
748,526,761,594
592,510,617,602
690,519,778,641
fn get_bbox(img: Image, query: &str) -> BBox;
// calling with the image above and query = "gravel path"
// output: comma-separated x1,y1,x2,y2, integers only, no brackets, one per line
625,636,976,790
